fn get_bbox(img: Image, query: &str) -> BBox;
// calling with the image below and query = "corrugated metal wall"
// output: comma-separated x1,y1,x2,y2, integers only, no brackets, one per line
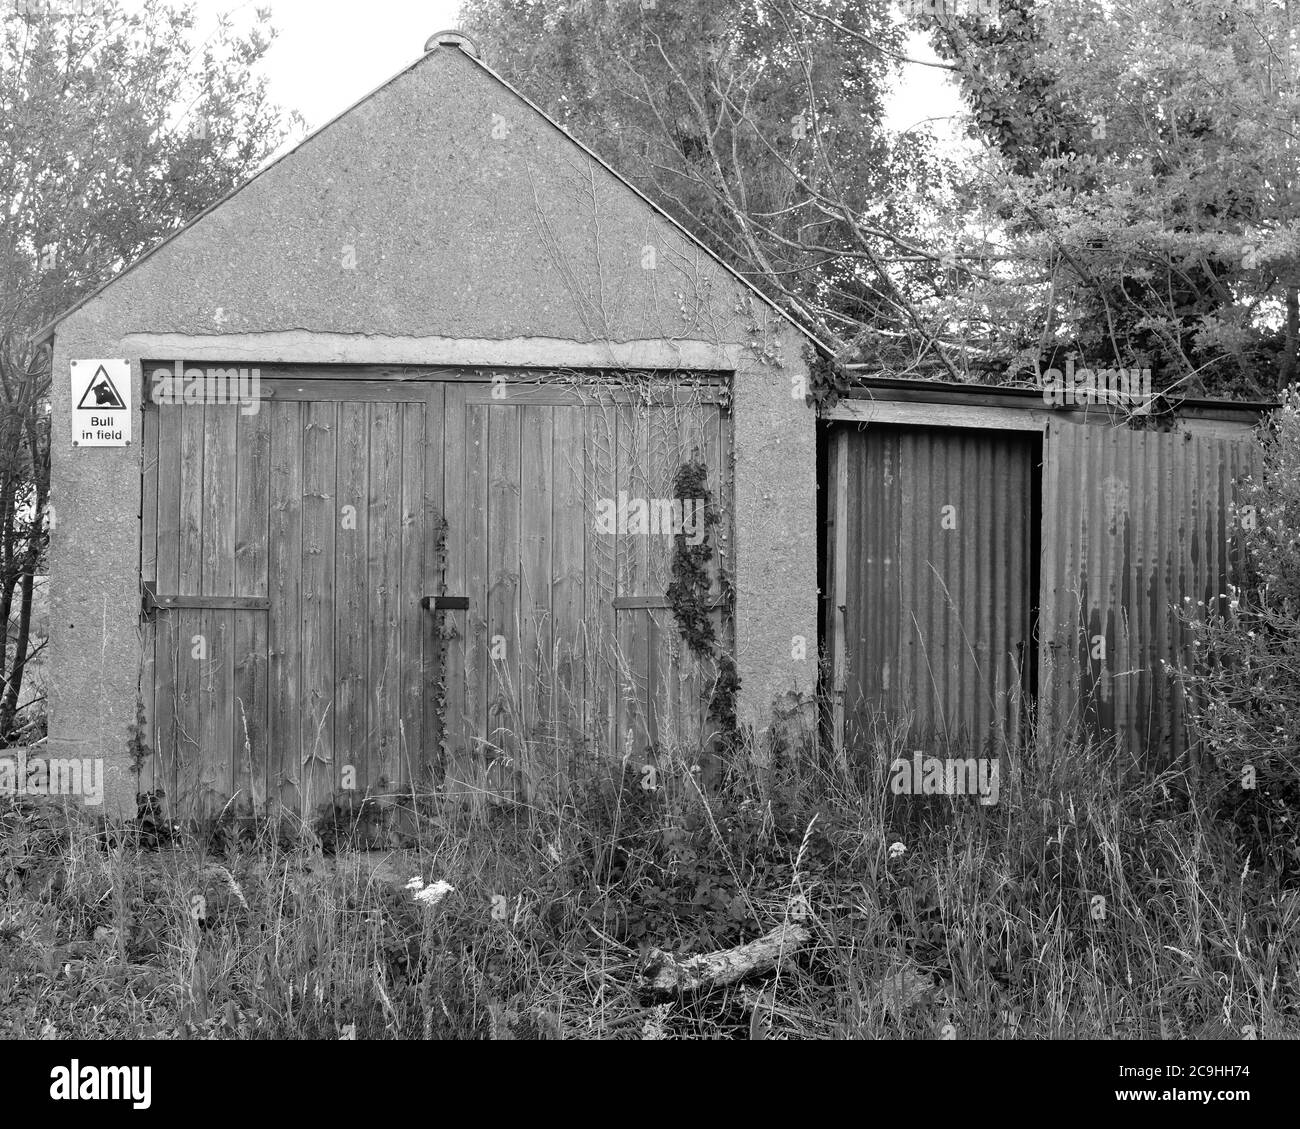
1038,419,1260,770
837,425,1037,759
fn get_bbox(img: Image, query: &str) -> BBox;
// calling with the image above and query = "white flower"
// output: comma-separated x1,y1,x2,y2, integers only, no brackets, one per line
888,841,906,860
413,879,454,907
405,876,425,891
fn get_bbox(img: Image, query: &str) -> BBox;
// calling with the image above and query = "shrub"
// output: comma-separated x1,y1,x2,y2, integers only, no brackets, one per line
1183,387,1300,886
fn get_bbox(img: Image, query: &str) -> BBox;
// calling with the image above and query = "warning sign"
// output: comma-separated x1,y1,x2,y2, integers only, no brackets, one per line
71,359,131,447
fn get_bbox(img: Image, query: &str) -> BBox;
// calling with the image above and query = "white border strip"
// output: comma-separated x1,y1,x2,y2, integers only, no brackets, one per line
117,333,741,371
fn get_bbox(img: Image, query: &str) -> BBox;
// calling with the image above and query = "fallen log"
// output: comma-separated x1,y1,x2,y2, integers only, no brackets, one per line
642,922,812,994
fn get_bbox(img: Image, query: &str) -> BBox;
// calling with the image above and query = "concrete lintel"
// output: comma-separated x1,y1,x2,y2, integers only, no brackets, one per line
115,332,741,372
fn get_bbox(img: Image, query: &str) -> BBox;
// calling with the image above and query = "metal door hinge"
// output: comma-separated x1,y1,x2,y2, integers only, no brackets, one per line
142,580,271,621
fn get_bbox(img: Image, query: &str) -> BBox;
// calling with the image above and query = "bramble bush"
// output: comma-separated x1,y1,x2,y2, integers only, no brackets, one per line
1184,387,1300,886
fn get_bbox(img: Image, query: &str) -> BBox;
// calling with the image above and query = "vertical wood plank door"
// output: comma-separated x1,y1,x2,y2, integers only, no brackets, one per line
439,384,732,809
143,371,732,821
143,377,439,822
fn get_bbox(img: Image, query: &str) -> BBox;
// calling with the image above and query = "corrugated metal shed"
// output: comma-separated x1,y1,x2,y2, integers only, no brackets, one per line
822,384,1269,771
831,425,1035,760
1039,417,1261,771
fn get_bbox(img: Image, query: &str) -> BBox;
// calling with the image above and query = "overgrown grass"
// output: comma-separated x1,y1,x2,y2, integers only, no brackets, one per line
2,719,1298,1040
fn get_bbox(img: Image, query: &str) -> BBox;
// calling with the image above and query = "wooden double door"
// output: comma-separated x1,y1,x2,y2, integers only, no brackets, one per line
141,367,730,818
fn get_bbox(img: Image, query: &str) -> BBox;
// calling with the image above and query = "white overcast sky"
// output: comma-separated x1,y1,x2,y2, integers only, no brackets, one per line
246,0,462,134
185,0,962,157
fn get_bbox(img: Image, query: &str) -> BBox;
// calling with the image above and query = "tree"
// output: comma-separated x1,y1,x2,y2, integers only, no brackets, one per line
460,0,958,378
0,0,301,742
466,0,1300,400
930,0,1300,398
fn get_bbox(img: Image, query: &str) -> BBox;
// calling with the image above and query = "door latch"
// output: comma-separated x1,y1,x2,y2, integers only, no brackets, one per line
421,595,469,612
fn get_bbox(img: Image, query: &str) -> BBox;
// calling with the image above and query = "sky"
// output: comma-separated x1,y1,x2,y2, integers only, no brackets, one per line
188,0,965,156
248,0,462,134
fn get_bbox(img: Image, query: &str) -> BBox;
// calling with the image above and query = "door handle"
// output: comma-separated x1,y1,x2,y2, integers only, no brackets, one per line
421,595,469,612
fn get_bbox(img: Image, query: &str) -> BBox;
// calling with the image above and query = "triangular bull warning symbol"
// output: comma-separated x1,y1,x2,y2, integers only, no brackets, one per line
77,364,126,410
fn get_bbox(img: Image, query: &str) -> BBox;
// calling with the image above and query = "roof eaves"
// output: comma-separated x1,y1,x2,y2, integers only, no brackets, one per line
842,376,1277,419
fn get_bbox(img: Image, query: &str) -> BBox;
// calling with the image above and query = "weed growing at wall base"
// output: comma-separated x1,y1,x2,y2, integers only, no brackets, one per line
2,719,1299,1041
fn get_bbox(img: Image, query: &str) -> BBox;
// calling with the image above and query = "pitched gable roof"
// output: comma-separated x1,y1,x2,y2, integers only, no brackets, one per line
35,40,822,353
